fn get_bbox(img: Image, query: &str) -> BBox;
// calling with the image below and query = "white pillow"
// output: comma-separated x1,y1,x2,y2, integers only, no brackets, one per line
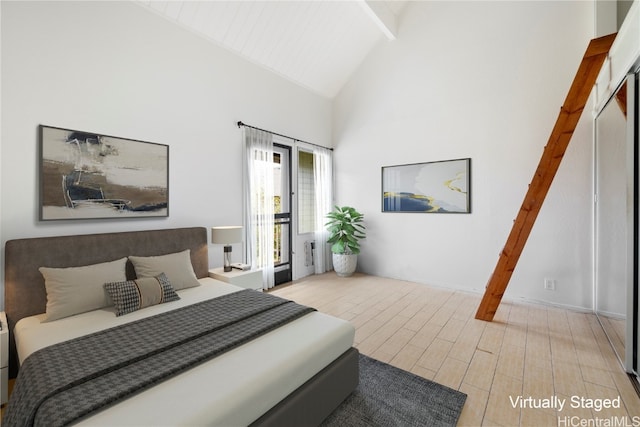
39,257,128,322
129,249,200,290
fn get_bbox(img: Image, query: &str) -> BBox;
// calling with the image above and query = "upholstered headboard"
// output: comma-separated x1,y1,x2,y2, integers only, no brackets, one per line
4,226,209,377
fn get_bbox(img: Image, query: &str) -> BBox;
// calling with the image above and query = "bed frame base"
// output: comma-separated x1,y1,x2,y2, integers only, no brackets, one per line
251,347,359,427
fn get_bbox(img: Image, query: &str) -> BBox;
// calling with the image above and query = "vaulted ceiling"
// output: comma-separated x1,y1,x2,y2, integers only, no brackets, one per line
135,1,408,98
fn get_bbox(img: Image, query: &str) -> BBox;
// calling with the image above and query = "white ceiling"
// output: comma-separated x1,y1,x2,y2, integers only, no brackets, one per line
136,1,408,98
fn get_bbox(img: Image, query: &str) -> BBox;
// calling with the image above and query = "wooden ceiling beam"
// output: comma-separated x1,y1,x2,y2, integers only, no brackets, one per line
475,33,617,322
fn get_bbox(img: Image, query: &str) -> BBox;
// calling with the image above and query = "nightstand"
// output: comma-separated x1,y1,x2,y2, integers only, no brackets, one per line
0,312,8,405
209,268,263,291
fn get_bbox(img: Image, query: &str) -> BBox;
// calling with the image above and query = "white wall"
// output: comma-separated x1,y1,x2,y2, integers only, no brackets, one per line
333,1,597,310
0,1,331,308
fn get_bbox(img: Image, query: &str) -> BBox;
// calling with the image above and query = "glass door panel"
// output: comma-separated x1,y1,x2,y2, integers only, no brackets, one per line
273,145,292,285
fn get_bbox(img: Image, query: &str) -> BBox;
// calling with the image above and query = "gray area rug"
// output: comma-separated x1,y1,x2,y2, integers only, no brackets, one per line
322,354,467,427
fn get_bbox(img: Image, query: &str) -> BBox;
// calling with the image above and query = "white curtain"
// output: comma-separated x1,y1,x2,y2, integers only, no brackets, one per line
313,147,333,274
243,127,275,290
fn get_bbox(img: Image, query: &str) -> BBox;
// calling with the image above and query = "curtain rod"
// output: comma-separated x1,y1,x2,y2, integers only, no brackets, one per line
237,121,333,151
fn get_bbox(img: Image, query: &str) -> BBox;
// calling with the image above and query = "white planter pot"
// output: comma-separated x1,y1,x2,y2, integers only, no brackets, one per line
332,253,358,277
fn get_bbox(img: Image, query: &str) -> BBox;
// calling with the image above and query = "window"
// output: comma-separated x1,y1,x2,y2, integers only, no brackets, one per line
298,150,315,234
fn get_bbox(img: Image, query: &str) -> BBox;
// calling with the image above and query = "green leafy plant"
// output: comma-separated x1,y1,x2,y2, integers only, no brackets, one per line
326,206,366,255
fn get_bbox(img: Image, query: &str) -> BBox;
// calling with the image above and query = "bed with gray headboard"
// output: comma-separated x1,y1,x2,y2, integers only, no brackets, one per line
4,227,358,426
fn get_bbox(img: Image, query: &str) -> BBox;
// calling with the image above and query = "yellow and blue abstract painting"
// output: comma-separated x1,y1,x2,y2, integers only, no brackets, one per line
382,158,470,213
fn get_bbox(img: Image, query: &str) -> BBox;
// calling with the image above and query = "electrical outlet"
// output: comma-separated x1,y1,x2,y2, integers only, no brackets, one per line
544,278,556,291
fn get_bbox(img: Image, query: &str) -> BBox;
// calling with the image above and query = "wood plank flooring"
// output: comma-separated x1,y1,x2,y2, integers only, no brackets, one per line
270,272,640,426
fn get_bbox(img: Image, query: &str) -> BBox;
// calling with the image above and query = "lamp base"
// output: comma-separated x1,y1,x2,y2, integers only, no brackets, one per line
223,245,232,272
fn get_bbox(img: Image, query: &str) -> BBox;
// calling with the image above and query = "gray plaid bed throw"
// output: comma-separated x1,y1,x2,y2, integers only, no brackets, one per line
3,289,315,427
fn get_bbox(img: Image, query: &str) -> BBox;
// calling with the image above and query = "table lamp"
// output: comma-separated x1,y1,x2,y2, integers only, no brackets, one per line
211,226,243,272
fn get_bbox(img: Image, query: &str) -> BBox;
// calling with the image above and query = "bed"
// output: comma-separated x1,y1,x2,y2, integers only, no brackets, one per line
3,227,358,426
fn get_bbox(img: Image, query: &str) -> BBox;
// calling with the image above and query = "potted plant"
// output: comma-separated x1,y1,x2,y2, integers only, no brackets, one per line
326,206,366,277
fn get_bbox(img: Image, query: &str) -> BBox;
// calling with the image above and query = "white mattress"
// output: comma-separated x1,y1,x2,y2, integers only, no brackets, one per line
14,278,355,426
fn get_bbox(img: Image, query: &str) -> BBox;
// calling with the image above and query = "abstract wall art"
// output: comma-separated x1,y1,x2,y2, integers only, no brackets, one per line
39,125,169,220
382,158,471,213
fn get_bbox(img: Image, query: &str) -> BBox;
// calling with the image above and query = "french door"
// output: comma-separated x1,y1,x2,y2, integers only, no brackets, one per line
273,144,292,285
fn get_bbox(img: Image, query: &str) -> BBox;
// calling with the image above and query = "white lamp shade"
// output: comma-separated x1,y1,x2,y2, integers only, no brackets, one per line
211,226,243,245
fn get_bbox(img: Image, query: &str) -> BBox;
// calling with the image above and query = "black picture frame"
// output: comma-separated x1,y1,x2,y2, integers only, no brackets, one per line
382,158,471,213
39,125,169,221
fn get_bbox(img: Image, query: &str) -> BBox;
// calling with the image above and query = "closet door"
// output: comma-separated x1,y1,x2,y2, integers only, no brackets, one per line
632,73,639,376
594,76,633,371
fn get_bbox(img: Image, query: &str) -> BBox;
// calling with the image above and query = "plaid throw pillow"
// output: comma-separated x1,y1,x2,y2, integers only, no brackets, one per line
104,272,180,316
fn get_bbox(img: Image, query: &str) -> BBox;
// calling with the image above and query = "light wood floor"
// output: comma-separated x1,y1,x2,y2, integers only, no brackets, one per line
270,272,640,426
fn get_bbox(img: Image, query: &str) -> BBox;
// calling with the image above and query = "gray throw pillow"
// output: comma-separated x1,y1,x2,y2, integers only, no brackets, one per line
104,272,180,316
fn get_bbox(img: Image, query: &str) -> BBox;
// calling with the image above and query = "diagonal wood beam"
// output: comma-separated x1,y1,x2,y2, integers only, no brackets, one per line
475,33,617,322
616,80,628,118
